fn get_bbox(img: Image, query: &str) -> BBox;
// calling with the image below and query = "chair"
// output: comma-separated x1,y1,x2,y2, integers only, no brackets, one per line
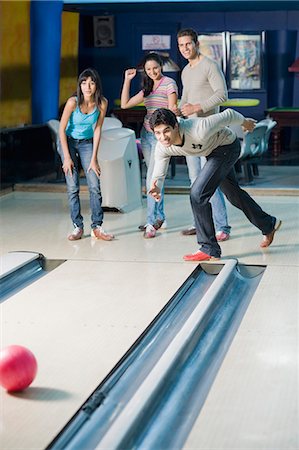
257,118,277,155
102,117,122,131
237,123,268,183
98,128,142,212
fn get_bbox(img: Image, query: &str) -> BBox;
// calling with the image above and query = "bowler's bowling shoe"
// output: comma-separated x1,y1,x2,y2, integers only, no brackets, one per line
183,250,220,262
260,219,282,248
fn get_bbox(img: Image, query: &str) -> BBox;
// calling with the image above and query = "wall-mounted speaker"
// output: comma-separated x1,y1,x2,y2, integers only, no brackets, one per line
93,16,115,47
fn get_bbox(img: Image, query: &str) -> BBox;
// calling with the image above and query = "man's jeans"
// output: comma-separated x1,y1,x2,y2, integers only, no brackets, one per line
190,139,275,257
58,137,103,229
186,155,231,234
141,127,165,225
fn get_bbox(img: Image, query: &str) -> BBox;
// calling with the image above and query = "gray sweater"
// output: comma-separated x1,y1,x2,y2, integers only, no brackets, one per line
180,56,228,116
152,108,244,189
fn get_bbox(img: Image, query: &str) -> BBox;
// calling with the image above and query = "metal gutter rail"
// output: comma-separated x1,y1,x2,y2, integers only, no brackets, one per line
48,260,264,450
96,260,238,448
1,252,44,302
0,252,65,303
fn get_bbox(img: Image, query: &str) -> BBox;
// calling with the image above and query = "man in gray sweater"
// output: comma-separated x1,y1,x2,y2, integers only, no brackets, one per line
149,108,281,262
175,28,231,241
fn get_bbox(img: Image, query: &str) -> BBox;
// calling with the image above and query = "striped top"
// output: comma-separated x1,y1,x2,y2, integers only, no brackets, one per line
141,76,178,132
66,97,100,140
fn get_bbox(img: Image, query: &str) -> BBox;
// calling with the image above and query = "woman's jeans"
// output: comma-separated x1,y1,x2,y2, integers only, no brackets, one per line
141,127,165,225
186,155,231,234
190,139,275,257
58,137,103,229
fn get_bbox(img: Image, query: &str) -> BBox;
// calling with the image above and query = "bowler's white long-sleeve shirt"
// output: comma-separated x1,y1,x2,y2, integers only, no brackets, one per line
152,108,245,189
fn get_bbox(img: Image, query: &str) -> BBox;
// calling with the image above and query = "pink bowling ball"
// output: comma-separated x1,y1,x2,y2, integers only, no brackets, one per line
0,345,38,392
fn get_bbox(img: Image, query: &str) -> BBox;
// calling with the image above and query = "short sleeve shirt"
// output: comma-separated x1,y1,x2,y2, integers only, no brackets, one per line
142,76,178,132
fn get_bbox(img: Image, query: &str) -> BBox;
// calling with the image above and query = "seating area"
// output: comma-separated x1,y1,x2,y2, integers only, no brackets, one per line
235,118,277,183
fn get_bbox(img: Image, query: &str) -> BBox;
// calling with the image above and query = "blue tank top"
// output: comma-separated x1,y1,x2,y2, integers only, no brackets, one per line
66,98,100,139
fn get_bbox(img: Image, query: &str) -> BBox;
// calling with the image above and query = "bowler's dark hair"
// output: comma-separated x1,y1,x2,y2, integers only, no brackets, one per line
140,53,163,97
177,28,198,45
77,68,103,108
149,108,178,130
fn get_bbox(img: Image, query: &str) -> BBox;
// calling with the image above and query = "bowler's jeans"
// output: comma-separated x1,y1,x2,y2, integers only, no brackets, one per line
58,137,103,229
186,155,231,234
141,127,165,225
190,139,275,257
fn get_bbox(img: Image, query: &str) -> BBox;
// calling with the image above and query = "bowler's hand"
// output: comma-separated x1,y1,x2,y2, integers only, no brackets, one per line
149,180,161,202
242,118,257,132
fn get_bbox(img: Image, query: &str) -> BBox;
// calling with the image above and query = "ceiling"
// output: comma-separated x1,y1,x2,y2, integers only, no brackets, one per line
63,1,299,14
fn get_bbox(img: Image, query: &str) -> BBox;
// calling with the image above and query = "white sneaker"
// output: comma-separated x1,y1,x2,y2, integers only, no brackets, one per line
143,224,156,239
215,231,230,242
91,226,114,241
68,226,83,241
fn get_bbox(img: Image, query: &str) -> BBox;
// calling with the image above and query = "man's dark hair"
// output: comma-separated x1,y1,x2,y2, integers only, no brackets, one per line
149,108,178,131
177,28,198,45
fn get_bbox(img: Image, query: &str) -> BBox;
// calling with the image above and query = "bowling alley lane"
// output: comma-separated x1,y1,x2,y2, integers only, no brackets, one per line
0,191,298,449
0,258,194,449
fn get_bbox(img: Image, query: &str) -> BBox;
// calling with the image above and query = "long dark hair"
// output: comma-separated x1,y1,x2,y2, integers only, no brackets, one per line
140,53,163,97
77,68,103,108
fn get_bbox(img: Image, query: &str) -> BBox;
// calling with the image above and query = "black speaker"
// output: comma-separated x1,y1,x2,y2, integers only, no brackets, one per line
93,16,115,47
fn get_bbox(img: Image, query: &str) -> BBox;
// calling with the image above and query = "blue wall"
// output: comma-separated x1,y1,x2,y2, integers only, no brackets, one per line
77,8,299,120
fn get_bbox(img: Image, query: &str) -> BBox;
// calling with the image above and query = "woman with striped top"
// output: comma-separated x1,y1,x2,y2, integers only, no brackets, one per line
121,53,178,238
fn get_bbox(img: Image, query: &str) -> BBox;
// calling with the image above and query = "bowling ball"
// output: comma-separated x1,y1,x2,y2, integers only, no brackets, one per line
0,345,38,392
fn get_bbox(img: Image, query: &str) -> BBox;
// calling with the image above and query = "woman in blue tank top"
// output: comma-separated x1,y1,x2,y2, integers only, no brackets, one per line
59,68,114,241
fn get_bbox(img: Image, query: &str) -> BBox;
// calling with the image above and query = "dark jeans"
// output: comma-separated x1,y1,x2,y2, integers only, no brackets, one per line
190,138,275,257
